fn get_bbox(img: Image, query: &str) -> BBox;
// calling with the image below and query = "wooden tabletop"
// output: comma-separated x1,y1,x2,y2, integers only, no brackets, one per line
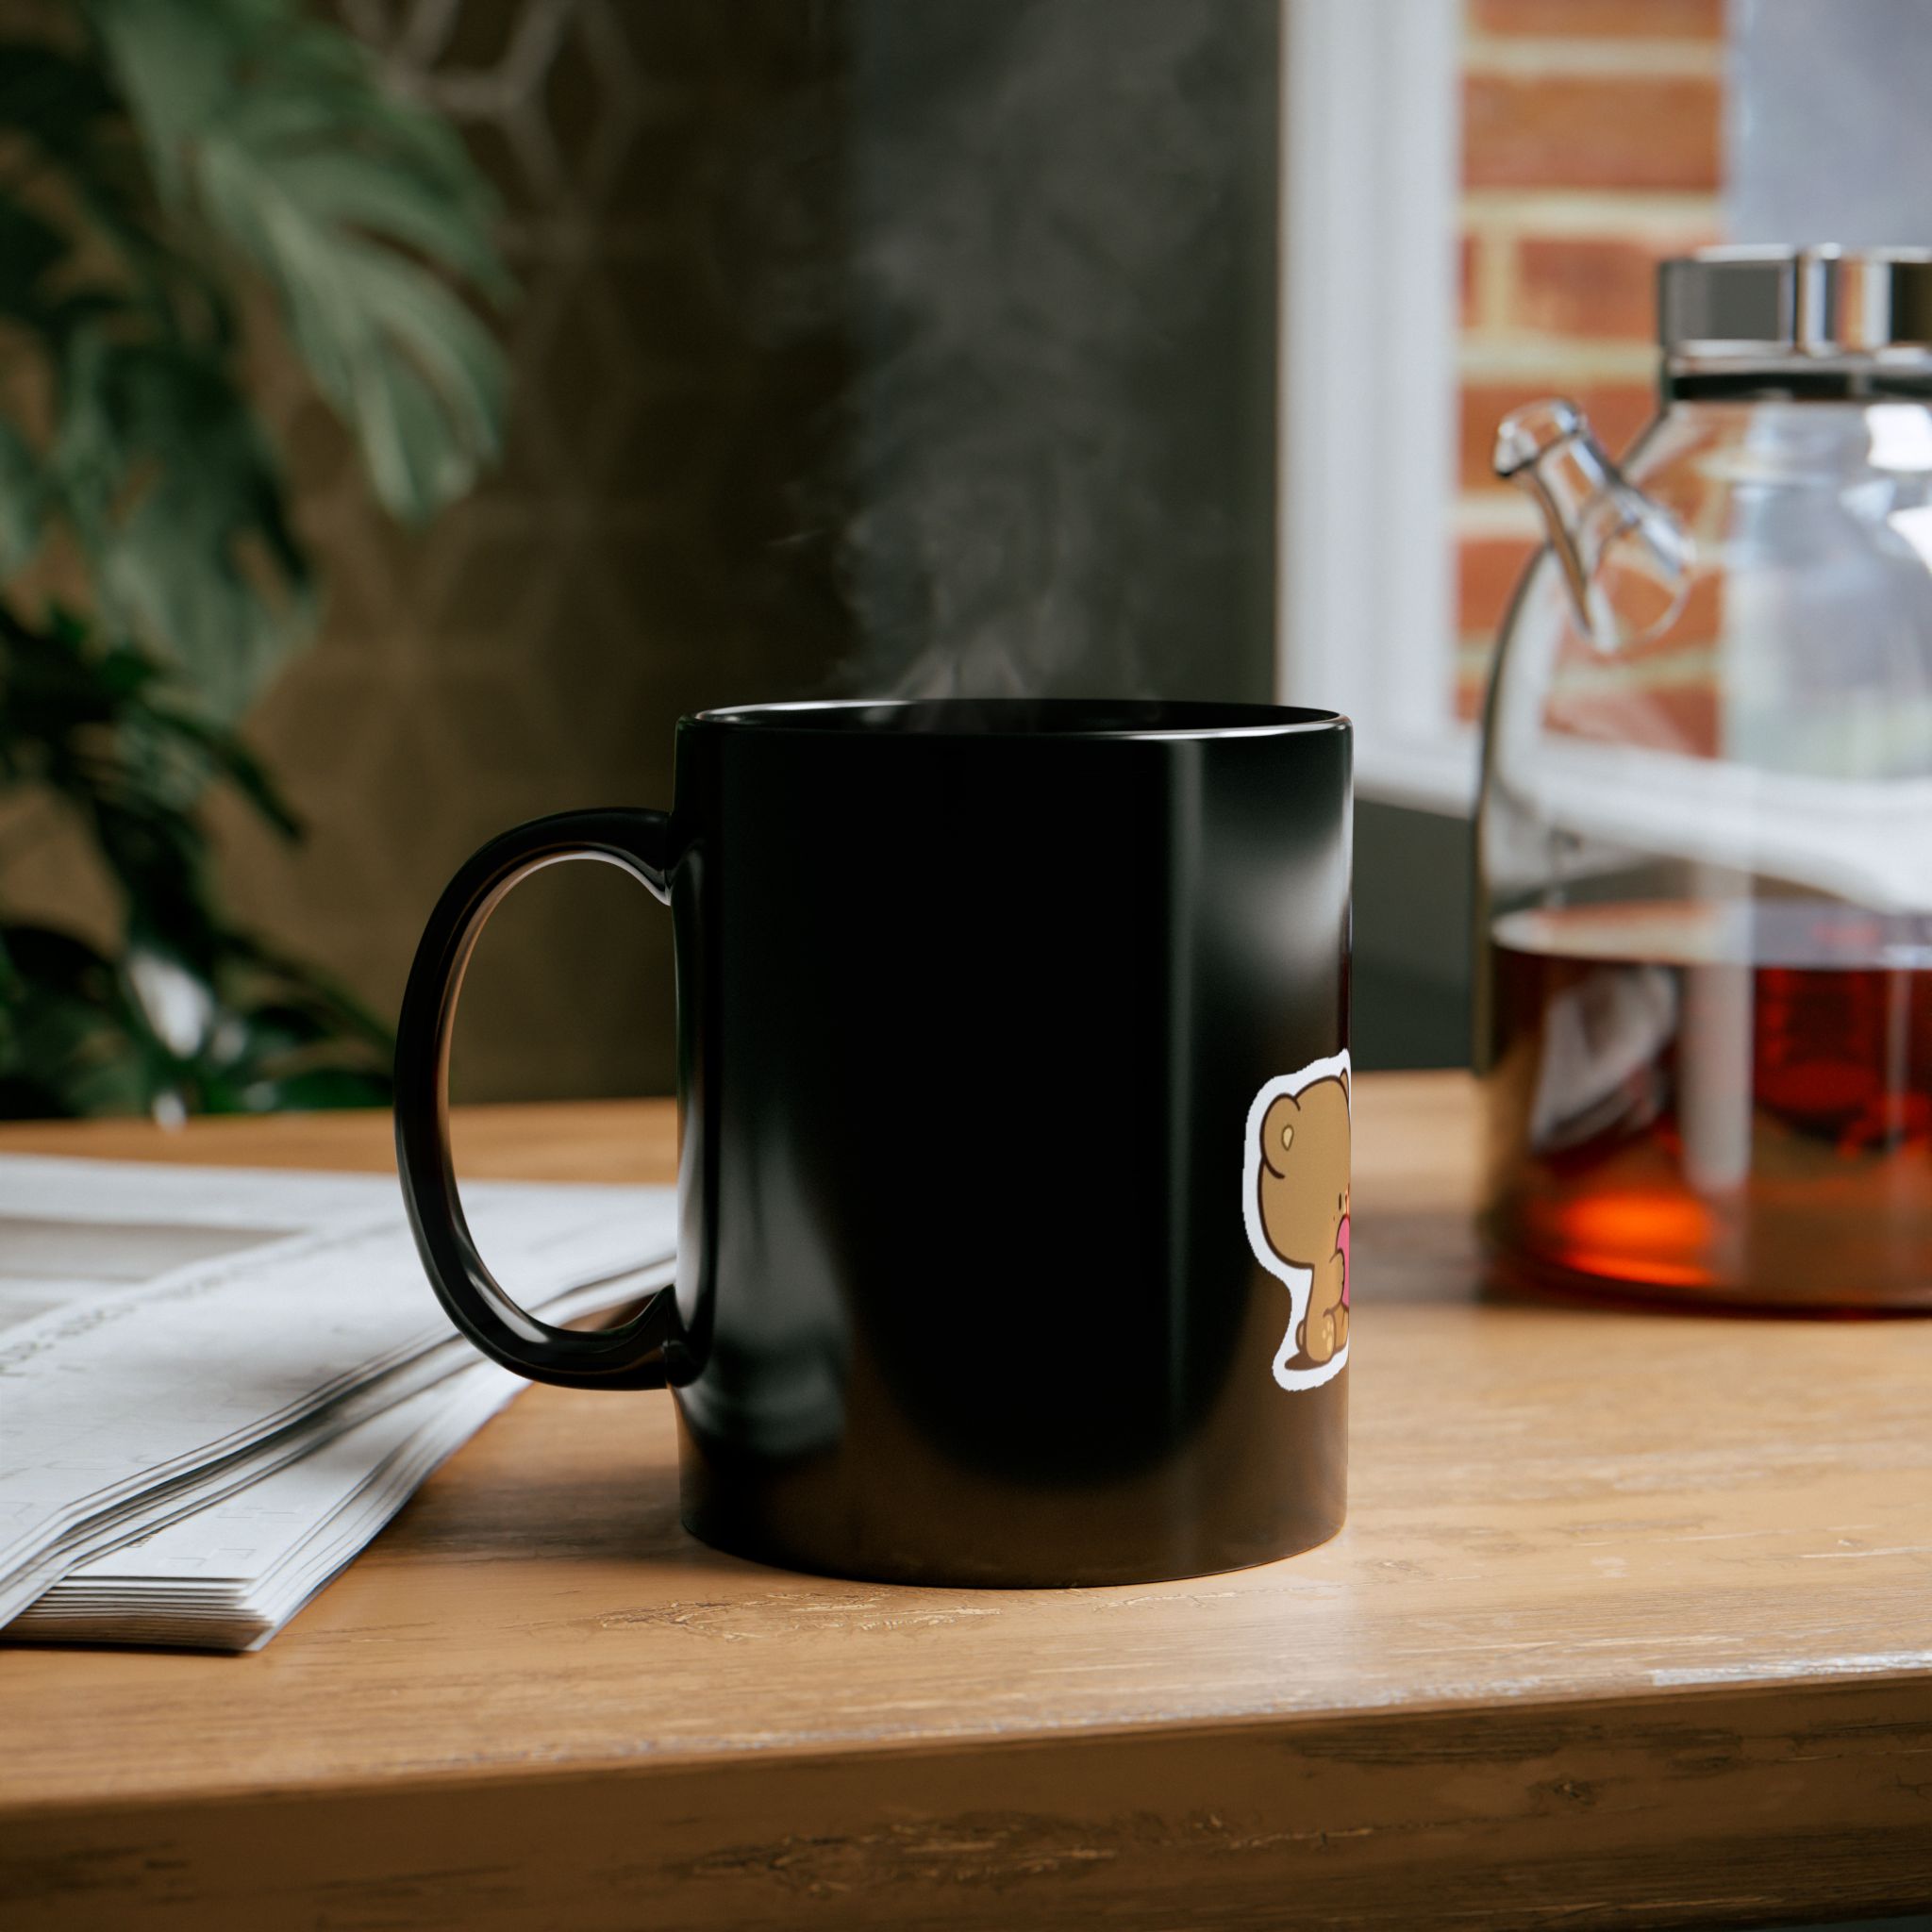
4,1074,1931,1931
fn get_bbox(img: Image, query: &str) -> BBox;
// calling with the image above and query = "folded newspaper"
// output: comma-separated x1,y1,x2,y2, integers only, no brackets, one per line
0,1156,675,1651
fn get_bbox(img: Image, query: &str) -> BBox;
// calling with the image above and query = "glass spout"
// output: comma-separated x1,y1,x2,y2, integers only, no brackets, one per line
1494,397,1691,650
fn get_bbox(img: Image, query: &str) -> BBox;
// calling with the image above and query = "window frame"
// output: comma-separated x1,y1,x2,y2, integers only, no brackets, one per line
1276,0,1476,816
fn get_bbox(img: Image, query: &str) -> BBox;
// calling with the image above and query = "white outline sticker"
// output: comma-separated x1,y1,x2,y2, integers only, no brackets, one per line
1242,1050,1352,1391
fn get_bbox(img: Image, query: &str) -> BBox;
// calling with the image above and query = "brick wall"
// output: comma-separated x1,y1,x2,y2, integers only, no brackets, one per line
1455,0,1726,719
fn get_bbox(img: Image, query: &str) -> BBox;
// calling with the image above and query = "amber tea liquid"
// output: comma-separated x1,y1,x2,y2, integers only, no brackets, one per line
1484,901,1932,1308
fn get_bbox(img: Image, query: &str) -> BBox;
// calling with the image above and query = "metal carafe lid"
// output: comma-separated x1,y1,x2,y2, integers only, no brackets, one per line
1659,245,1932,361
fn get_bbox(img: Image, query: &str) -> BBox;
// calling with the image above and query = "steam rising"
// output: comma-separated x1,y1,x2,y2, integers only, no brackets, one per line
831,0,1274,698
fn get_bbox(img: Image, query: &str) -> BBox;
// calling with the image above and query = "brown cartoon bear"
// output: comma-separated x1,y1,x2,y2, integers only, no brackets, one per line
1256,1073,1351,1368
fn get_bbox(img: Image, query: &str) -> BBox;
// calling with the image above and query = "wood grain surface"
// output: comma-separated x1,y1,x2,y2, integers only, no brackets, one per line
4,1074,1931,1930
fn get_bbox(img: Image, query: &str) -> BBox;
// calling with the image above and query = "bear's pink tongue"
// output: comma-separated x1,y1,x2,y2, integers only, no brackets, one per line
1336,1214,1350,1307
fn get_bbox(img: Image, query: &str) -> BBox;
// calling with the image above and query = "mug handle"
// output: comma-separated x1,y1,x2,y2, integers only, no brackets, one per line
394,808,682,1390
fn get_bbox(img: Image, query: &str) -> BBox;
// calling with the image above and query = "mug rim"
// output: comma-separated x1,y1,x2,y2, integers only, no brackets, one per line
688,698,1349,741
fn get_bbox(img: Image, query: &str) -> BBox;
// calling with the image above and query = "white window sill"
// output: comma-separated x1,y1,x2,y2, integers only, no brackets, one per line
1354,725,1480,818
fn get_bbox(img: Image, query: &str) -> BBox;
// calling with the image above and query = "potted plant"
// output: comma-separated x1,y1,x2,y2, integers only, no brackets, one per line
0,0,508,1117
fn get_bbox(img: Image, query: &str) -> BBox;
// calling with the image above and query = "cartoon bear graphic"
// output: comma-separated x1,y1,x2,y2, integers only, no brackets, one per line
1254,1068,1351,1374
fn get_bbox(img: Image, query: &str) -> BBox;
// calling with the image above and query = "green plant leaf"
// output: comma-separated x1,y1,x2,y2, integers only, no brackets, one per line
0,198,69,325
0,45,122,163
0,0,490,1119
143,703,301,837
228,939,394,1051
77,0,242,201
0,419,42,571
46,330,313,714
0,39,211,339
90,0,509,525
0,922,152,1118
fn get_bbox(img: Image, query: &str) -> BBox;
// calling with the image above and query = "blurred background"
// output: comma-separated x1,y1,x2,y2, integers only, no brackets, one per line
0,0,1921,1116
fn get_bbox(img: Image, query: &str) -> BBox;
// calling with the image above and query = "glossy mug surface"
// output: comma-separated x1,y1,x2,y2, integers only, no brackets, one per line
395,699,1353,1587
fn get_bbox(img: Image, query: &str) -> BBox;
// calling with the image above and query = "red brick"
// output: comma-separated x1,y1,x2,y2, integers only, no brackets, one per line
1548,567,1724,658
1473,0,1724,38
1459,379,1657,491
1515,235,1675,341
1464,74,1721,192
1546,679,1719,757
1458,534,1541,635
1648,569,1724,649
1455,658,1495,724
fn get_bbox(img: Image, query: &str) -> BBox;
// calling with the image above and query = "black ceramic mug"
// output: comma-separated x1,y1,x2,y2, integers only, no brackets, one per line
395,699,1352,1587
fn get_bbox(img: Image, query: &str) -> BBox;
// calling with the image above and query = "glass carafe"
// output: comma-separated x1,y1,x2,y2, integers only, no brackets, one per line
1477,246,1932,1309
